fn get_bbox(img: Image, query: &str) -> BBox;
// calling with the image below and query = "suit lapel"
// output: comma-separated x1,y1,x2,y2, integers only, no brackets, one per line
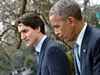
38,37,50,75
80,24,93,71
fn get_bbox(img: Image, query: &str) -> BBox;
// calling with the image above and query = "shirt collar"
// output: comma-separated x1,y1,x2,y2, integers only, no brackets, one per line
35,35,47,52
76,22,87,46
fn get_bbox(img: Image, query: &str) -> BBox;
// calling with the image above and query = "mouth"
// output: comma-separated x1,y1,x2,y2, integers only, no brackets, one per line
24,39,29,44
59,36,67,41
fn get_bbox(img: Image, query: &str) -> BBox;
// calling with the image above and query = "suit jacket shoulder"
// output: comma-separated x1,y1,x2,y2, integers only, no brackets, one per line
80,24,100,75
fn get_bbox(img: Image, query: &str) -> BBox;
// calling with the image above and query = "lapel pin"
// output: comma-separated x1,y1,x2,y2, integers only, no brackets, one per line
83,49,85,52
41,55,42,57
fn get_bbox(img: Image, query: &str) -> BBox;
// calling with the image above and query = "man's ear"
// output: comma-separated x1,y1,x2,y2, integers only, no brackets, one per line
67,17,75,26
36,26,41,32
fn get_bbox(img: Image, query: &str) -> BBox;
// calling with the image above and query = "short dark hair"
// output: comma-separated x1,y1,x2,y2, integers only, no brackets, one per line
49,0,82,21
17,13,45,34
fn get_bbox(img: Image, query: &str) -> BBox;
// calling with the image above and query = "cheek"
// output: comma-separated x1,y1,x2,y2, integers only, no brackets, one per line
60,25,67,32
26,32,33,39
61,28,67,34
60,31,66,37
59,27,64,33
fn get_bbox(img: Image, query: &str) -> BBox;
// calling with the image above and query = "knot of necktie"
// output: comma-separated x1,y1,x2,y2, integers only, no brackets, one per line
74,43,79,49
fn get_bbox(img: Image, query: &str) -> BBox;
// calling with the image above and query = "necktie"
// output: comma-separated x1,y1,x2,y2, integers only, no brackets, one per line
74,43,81,74
36,51,39,65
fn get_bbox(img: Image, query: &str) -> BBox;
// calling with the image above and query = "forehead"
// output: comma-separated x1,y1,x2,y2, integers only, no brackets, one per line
50,14,57,22
50,14,66,22
50,14,67,26
18,23,31,32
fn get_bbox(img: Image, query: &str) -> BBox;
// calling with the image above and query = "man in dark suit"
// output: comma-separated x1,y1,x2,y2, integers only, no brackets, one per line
49,0,100,75
17,13,72,75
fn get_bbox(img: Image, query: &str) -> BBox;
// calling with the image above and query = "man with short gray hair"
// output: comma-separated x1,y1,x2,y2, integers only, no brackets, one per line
49,0,100,75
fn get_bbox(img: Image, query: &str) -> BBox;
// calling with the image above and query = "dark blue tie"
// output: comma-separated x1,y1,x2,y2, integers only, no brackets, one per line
74,43,81,74
36,51,39,65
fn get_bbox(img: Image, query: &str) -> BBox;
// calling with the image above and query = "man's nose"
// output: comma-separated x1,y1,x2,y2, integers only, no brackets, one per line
21,34,26,40
55,29,59,35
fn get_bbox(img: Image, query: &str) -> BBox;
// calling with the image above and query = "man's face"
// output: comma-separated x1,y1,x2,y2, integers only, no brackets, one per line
18,23,39,47
50,14,75,42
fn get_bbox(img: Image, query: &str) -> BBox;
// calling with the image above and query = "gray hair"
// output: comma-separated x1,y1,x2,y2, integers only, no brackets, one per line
49,0,82,21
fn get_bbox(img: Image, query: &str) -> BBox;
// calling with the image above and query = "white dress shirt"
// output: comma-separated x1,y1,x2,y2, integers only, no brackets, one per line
76,23,87,57
35,35,47,53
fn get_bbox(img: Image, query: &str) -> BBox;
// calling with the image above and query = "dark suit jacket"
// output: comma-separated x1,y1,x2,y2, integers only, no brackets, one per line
73,24,100,75
37,37,72,75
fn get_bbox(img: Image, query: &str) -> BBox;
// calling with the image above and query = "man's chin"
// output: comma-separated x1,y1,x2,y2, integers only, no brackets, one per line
64,39,69,42
64,39,74,42
26,44,31,47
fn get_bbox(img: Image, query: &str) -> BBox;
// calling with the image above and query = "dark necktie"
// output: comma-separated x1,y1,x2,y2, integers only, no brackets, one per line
36,51,39,65
74,43,81,74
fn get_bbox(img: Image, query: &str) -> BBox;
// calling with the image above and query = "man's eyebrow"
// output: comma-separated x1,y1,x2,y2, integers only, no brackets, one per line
22,29,27,31
18,29,27,34
22,29,26,31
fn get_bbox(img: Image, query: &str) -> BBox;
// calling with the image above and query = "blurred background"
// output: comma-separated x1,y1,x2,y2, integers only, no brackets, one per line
0,0,100,75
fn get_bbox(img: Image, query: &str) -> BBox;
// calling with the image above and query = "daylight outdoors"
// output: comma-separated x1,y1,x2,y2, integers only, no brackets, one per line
0,0,100,75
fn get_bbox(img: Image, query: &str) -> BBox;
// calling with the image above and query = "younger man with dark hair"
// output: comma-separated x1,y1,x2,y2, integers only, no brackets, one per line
17,13,72,75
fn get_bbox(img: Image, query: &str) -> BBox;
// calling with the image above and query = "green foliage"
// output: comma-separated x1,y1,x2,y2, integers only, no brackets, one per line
66,50,75,75
0,53,9,65
24,55,36,66
64,45,71,52
24,55,37,74
0,52,9,70
26,46,36,53
95,18,100,29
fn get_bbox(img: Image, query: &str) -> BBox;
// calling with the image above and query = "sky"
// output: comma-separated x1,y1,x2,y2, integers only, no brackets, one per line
75,0,100,6
90,0,100,5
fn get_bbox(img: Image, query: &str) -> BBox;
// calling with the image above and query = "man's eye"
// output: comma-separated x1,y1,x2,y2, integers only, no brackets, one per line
24,30,27,32
23,30,28,33
55,26,59,28
54,25,59,28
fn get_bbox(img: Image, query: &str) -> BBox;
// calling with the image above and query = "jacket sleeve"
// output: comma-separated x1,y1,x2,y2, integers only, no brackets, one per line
92,38,100,75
